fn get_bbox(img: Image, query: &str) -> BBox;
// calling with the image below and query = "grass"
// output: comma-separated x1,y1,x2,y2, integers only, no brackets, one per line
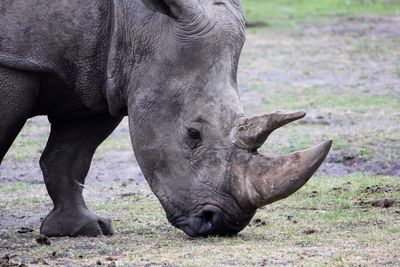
0,174,399,266
261,89,400,113
243,0,400,28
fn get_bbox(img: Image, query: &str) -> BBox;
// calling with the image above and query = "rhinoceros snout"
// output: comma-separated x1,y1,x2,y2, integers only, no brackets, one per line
179,206,243,237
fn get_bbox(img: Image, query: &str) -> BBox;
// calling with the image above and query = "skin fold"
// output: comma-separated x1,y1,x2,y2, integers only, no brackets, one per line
0,0,331,237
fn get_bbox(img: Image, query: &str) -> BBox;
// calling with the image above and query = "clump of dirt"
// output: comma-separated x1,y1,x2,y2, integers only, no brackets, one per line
362,185,400,194
0,255,26,267
303,228,317,235
331,186,350,196
29,258,48,265
17,227,34,234
371,199,399,208
259,258,293,266
287,214,298,224
144,263,175,267
36,235,51,246
333,187,349,192
250,218,267,227
371,219,386,226
307,191,319,198
357,198,400,209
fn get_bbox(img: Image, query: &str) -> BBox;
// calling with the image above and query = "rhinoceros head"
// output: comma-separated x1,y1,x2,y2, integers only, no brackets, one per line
127,0,332,237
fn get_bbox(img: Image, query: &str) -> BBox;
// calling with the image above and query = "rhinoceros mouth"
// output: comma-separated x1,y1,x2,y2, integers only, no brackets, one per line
170,204,254,237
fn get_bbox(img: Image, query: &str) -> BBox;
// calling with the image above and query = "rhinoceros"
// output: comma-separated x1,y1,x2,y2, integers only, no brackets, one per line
0,0,332,237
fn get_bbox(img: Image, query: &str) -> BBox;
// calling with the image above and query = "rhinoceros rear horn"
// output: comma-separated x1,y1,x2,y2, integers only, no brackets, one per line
233,111,306,150
244,140,332,208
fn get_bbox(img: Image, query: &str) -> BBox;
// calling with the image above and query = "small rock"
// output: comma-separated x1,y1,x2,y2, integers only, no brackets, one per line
96,260,102,265
36,235,51,246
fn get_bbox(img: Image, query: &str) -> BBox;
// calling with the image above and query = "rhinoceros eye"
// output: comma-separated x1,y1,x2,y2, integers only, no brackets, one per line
187,128,202,149
188,128,201,140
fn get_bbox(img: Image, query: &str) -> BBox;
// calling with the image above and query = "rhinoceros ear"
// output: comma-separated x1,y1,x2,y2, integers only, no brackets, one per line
140,0,187,19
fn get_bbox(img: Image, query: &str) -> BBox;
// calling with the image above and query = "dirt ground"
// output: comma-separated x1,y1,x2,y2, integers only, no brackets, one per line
1,15,399,266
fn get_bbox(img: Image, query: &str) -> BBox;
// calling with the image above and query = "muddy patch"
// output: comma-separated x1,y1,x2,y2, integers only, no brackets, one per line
362,184,400,194
246,21,269,28
370,198,399,208
318,147,400,177
0,150,144,185
303,15,400,38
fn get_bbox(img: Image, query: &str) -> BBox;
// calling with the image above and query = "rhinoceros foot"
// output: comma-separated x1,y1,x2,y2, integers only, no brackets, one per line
40,208,114,237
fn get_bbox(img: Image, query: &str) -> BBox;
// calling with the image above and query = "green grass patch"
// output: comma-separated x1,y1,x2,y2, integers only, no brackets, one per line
6,136,47,162
0,182,31,193
97,135,132,153
243,0,400,28
261,88,400,113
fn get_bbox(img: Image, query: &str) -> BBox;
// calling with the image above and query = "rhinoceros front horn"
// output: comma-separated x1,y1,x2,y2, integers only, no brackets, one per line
233,112,332,208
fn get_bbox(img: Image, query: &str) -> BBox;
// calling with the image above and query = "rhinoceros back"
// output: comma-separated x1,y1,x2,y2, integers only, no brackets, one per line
0,0,112,111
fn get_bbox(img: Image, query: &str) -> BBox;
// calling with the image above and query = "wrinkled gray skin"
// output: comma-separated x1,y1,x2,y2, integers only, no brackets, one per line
0,0,331,237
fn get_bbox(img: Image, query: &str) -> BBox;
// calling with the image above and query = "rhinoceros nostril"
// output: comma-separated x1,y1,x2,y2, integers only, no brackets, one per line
202,210,214,223
200,208,224,234
201,210,215,231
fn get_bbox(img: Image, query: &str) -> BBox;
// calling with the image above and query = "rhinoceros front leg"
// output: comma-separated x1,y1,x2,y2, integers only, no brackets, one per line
39,113,123,237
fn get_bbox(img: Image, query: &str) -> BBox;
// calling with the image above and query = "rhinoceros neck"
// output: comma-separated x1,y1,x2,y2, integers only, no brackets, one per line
106,0,167,116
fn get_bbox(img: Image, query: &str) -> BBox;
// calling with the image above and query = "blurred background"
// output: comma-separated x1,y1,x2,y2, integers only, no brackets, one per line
240,0,400,178
1,1,399,266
